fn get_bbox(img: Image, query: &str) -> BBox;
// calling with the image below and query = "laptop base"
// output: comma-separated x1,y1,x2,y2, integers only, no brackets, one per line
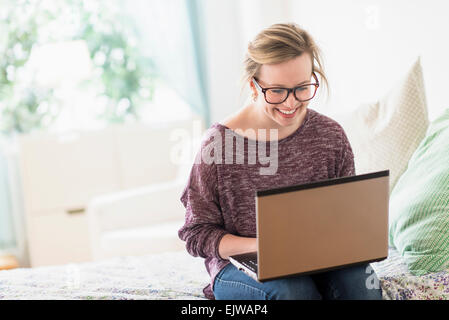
229,252,258,282
230,252,387,283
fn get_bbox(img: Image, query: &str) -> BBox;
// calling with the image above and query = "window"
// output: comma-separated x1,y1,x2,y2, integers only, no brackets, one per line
0,0,192,135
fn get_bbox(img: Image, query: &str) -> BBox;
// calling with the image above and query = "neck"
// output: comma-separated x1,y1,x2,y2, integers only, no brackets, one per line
250,103,308,140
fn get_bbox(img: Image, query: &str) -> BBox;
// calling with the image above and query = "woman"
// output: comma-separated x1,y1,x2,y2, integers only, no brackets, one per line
178,23,382,300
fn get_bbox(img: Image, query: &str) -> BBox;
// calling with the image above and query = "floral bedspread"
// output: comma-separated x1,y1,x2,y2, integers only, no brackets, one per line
0,250,209,300
371,247,449,300
0,247,448,300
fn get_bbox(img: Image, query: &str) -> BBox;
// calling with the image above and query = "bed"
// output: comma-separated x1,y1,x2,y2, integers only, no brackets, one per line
1,247,448,300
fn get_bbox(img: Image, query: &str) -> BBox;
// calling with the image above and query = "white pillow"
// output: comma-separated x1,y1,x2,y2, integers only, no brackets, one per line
331,58,429,193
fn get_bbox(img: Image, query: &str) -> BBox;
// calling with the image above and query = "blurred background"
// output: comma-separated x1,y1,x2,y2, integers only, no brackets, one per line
1,0,448,269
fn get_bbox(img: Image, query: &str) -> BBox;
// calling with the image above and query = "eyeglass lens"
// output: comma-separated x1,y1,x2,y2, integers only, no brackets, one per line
265,85,316,103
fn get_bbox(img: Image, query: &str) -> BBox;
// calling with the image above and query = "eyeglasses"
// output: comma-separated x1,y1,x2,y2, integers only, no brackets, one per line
252,72,319,104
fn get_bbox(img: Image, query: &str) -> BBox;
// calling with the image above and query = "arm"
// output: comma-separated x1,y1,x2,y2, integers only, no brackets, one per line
218,234,257,260
178,137,229,260
337,128,356,177
178,130,258,261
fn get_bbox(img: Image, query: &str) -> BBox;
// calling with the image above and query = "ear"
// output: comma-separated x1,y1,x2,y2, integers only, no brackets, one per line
249,80,258,102
249,79,257,93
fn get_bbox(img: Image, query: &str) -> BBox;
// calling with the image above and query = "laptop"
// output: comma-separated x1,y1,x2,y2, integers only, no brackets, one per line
229,170,389,282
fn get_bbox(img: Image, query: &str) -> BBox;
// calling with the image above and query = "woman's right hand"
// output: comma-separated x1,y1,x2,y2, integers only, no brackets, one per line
218,234,257,260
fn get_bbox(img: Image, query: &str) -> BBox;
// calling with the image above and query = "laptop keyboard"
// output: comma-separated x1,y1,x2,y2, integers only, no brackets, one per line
237,253,258,273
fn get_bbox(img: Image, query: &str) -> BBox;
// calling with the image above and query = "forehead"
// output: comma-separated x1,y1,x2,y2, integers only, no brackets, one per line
257,53,313,86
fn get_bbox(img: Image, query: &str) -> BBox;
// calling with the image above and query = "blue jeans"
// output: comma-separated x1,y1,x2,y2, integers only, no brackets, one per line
213,263,382,300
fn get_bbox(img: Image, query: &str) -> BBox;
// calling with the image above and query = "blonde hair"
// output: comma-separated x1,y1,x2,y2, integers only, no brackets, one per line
241,23,328,97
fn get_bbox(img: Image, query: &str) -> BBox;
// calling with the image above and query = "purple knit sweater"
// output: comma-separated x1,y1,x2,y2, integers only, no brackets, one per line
178,108,355,300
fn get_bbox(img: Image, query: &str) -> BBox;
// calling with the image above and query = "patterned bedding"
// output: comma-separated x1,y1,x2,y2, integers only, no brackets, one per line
371,247,449,300
0,250,208,300
0,247,448,300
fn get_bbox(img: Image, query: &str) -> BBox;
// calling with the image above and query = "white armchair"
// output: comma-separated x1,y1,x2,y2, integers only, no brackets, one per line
86,177,187,261
86,118,203,261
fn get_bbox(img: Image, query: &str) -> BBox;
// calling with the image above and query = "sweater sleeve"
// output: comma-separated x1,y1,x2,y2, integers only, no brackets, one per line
337,128,356,177
177,142,229,260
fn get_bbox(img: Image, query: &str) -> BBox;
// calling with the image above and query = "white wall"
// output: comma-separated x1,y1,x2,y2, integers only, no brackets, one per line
290,0,449,121
200,0,244,124
202,0,449,123
201,0,296,124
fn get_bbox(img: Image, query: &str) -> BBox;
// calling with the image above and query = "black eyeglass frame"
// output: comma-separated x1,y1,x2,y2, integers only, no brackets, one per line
252,72,320,104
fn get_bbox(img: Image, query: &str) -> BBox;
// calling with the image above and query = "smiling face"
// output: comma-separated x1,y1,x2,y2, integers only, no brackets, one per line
250,53,314,130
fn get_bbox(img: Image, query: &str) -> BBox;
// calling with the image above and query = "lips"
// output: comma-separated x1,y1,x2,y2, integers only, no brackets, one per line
275,107,298,118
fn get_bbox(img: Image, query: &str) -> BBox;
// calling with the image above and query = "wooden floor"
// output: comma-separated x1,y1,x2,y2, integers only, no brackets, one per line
0,255,19,270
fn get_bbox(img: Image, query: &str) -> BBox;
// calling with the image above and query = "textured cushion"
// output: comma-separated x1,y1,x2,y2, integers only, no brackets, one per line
389,108,449,275
331,58,429,193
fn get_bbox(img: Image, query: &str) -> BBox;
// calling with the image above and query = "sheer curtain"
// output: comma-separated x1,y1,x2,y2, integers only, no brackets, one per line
0,0,211,264
123,0,211,126
0,142,16,252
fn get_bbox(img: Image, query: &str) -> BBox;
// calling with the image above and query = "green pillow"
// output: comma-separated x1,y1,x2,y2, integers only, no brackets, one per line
389,108,449,276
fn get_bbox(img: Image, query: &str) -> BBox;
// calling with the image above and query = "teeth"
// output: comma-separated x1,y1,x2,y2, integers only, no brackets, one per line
278,109,296,115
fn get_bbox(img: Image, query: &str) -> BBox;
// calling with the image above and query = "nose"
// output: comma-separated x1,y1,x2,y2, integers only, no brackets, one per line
284,90,299,109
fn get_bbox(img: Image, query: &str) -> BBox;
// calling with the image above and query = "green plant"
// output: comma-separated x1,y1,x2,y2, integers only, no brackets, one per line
73,0,157,123
0,0,157,135
0,0,58,134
